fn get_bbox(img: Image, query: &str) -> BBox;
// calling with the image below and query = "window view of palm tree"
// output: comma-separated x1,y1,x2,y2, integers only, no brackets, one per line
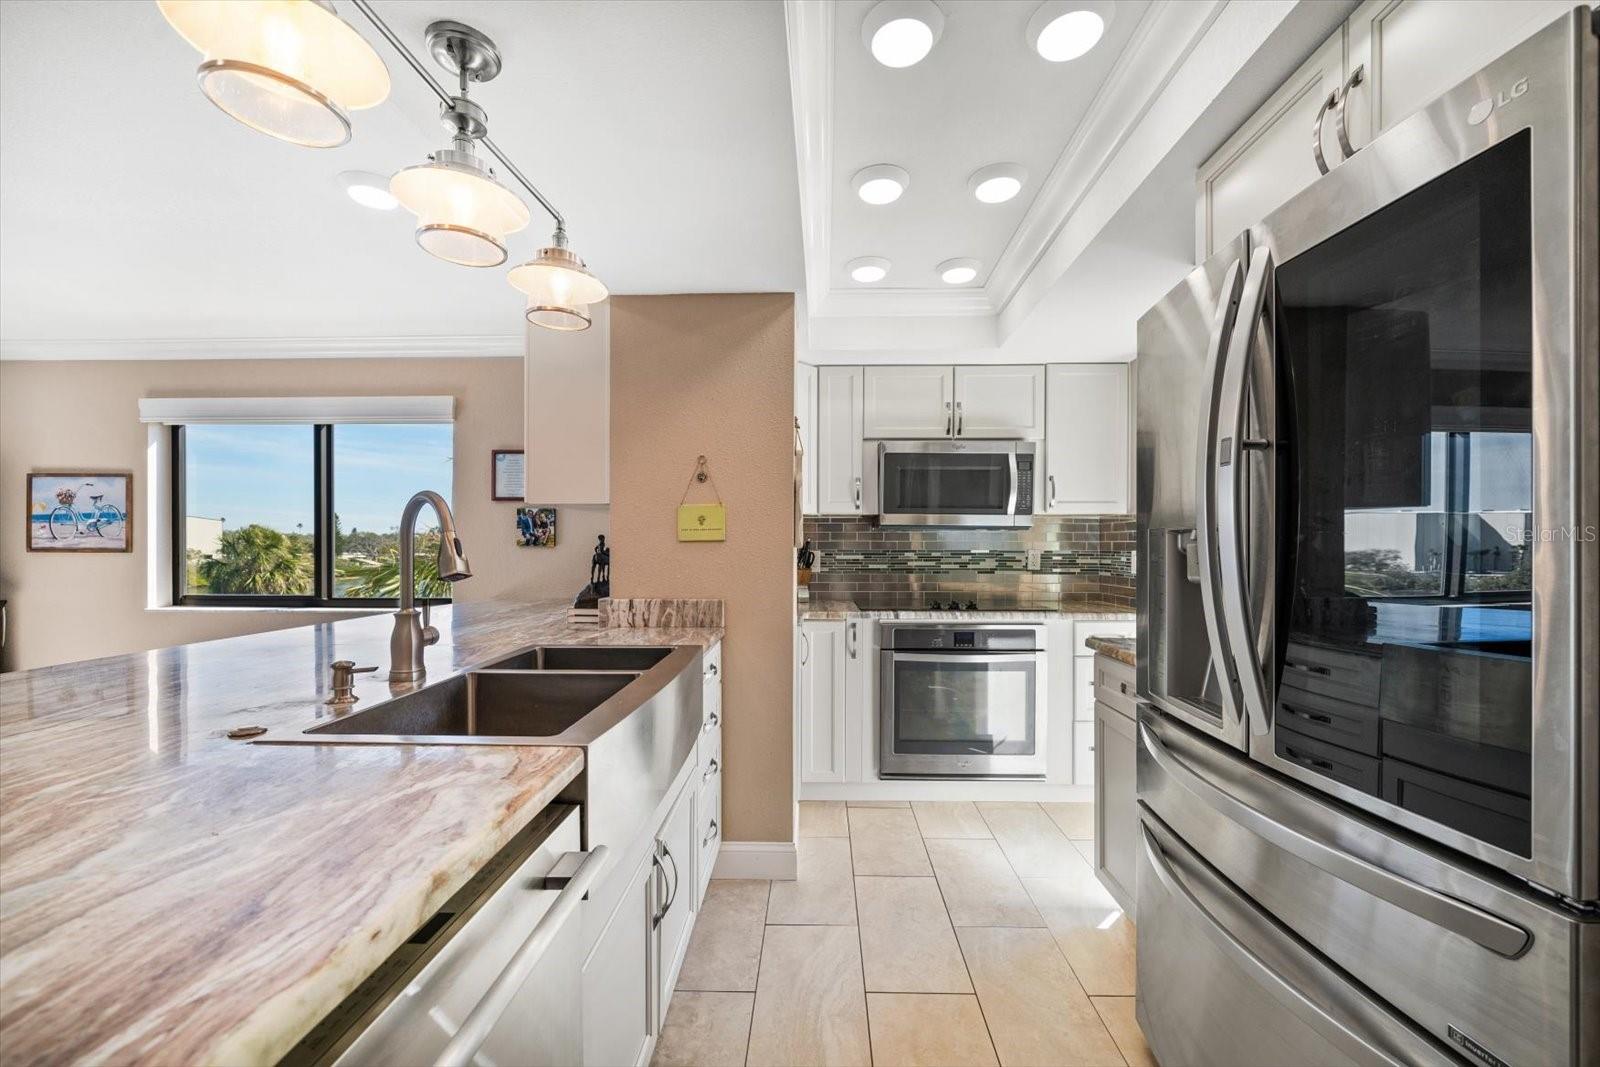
333,424,454,599
180,423,454,601
183,425,315,596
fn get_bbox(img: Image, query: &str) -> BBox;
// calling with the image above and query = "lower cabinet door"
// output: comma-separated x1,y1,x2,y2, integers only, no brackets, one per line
582,848,655,1067
1094,701,1138,916
655,778,698,1021
1072,721,1095,785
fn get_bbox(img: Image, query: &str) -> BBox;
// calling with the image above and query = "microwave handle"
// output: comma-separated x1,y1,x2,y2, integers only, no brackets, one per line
1006,449,1019,516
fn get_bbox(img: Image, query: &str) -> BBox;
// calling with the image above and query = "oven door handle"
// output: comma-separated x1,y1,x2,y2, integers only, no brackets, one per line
889,652,1040,664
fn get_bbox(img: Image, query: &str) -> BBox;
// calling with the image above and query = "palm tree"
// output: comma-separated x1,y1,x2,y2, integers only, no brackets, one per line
337,531,451,599
197,524,313,594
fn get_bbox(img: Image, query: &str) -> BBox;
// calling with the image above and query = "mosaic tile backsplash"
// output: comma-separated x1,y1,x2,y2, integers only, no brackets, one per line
801,515,1135,609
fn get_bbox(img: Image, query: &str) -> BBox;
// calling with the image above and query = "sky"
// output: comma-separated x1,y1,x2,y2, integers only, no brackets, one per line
185,423,453,534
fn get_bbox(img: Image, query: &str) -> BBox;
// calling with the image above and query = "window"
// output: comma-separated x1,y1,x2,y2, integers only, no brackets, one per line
174,423,454,606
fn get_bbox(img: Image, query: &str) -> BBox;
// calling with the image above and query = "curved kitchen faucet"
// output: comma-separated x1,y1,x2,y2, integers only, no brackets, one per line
390,490,473,683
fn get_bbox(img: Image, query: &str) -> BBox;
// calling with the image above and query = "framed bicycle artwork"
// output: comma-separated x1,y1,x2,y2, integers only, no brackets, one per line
27,472,131,552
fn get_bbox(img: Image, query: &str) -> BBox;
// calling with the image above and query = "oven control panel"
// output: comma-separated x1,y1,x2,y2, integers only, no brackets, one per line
885,626,1044,653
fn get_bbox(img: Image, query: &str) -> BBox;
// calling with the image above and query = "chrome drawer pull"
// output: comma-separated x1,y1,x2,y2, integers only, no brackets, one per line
703,818,720,847
703,710,719,732
703,758,720,783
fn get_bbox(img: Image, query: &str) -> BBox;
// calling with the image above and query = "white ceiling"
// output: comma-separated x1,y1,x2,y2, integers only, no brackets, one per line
826,0,1149,293
0,0,802,354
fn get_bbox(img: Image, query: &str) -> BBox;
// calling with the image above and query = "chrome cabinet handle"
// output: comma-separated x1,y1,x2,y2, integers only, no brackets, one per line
853,476,862,511
1047,474,1056,507
1195,257,1246,735
703,758,720,783
703,818,720,847
1215,251,1274,737
801,631,811,666
1333,64,1363,161
955,400,964,436
847,620,858,659
944,400,953,436
650,851,668,928
705,661,718,677
432,845,609,1067
1312,86,1339,175
1139,721,1531,958
703,710,719,732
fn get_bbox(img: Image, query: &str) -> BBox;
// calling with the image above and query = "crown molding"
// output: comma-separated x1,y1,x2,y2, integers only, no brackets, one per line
0,334,525,362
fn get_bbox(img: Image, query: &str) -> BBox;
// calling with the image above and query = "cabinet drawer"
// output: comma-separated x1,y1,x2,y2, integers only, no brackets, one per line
1094,657,1137,720
697,728,723,794
697,772,722,907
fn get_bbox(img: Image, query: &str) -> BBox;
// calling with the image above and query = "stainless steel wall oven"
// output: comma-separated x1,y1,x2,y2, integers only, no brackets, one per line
878,624,1046,778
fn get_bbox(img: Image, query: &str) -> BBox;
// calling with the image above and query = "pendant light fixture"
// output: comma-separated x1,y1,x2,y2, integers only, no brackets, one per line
388,22,529,268
163,1,607,330
158,0,389,148
507,230,610,330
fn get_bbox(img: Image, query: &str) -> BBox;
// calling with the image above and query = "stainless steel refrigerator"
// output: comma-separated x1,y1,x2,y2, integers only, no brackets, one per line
1133,9,1598,1065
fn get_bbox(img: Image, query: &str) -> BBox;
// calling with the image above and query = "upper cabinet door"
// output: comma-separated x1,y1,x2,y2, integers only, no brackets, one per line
863,366,954,439
954,366,1045,440
1044,364,1130,515
796,363,818,515
1195,32,1346,262
1343,0,1574,151
816,366,864,515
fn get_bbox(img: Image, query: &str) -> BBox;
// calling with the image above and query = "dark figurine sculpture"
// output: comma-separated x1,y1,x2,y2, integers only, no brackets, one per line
573,534,611,609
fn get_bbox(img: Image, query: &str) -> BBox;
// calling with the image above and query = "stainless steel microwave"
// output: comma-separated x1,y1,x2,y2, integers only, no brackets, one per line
873,440,1035,527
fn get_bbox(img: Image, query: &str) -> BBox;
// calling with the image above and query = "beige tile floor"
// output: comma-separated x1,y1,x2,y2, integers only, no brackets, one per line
655,800,1158,1067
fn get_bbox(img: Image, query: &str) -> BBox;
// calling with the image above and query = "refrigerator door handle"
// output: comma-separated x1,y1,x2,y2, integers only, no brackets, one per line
1139,721,1532,958
1214,250,1274,736
1138,820,1448,1067
1195,257,1246,733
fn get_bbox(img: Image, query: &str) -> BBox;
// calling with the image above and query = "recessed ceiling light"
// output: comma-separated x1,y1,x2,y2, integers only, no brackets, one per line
337,170,398,210
938,258,981,285
848,256,891,284
862,1,945,68
852,164,910,205
968,163,1027,204
1027,2,1111,63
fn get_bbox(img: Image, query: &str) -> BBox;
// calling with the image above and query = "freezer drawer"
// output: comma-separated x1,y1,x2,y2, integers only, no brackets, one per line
1139,708,1600,1067
1136,810,1452,1067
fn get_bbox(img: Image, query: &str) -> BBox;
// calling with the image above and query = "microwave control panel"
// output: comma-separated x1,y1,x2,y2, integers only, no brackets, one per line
1015,454,1034,512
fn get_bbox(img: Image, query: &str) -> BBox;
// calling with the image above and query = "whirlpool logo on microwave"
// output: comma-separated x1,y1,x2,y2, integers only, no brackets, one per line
1467,76,1528,125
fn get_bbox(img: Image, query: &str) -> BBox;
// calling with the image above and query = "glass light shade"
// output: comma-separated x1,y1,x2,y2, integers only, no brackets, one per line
508,246,610,312
158,0,389,148
391,158,531,268
861,1,945,69
526,303,592,331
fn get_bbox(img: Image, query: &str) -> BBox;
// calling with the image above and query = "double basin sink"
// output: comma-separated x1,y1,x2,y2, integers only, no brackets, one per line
281,645,679,746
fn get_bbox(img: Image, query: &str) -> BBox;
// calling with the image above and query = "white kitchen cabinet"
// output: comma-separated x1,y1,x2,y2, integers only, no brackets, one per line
654,776,697,1014
954,365,1045,440
1072,722,1095,786
1197,0,1573,262
526,301,610,504
1043,364,1131,514
581,846,654,1067
816,366,865,514
863,365,953,439
1196,31,1347,261
1343,0,1573,150
797,620,847,783
1094,696,1138,915
696,644,722,907
796,363,818,515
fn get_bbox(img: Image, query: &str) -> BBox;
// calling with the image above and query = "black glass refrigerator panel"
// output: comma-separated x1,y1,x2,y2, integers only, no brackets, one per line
1276,132,1533,855
881,453,1010,515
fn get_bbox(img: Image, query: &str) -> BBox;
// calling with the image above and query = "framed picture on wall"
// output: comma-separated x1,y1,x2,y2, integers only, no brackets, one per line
492,449,525,501
27,472,132,552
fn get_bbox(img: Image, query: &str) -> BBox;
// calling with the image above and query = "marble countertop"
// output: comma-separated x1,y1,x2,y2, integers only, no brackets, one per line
1085,635,1137,667
797,598,1134,622
0,599,722,1066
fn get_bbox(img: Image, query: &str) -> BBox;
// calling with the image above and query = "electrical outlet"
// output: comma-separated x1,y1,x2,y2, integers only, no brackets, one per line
1026,547,1042,571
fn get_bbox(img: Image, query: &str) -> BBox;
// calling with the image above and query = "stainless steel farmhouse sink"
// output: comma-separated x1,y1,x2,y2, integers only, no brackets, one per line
307,670,638,739
481,645,675,672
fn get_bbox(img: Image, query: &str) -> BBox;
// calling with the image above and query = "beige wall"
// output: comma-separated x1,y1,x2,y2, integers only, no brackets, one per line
0,357,606,672
610,294,796,845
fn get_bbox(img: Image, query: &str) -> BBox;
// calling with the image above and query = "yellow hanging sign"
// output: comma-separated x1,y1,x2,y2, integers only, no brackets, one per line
677,504,727,542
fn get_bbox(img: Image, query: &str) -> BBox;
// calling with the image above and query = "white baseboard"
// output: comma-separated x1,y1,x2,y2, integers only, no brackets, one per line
712,840,798,881
799,780,1094,803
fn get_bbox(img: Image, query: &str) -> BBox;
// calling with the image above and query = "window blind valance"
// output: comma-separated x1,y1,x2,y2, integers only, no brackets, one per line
138,396,453,425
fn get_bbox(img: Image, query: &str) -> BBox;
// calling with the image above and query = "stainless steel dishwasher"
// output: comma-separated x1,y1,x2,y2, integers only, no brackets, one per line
282,803,604,1067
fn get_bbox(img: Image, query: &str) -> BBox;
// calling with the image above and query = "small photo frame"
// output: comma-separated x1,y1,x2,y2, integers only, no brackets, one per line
516,506,557,547
492,449,525,501
28,472,132,552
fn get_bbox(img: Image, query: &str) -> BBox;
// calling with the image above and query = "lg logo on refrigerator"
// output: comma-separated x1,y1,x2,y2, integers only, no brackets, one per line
1468,76,1529,125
